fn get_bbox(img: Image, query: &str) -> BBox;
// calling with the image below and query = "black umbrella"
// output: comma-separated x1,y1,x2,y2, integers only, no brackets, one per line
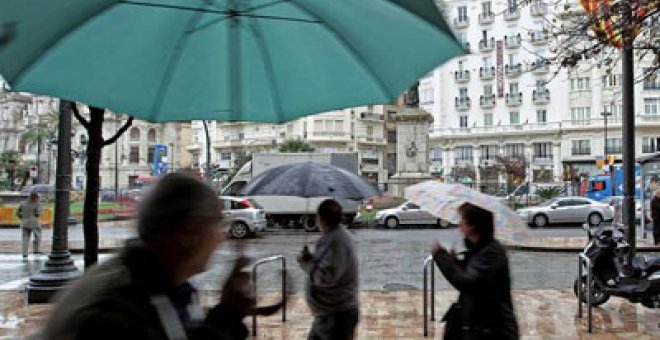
240,162,379,200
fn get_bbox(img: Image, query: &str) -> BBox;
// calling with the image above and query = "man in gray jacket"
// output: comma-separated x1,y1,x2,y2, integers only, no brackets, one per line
297,199,359,340
17,192,42,259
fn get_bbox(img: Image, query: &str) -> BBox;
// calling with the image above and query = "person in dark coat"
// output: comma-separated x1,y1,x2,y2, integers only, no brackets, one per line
650,189,660,245
41,173,285,340
431,203,519,340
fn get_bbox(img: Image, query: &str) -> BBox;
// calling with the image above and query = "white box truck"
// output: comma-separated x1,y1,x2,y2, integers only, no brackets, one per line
221,153,365,231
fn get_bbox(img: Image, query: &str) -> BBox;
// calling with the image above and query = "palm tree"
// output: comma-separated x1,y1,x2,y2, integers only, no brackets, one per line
0,150,31,191
21,112,58,184
278,139,315,153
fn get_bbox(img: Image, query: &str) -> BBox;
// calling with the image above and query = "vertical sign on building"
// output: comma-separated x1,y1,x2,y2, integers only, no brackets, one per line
496,40,504,98
153,144,168,175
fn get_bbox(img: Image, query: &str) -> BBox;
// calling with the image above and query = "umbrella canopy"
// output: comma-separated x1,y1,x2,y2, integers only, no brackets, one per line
404,181,528,240
0,0,464,123
241,162,379,200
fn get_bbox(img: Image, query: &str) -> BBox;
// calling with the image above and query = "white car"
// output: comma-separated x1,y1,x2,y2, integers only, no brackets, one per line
219,196,267,238
375,201,452,229
517,196,613,228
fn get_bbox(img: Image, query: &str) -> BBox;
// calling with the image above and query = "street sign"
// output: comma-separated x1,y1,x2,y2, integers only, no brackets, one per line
152,144,169,176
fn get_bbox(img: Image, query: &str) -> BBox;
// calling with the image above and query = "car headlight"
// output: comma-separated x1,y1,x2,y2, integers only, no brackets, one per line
375,211,385,219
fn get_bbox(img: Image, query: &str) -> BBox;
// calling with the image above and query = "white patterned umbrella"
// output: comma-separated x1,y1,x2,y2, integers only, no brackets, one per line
404,181,528,240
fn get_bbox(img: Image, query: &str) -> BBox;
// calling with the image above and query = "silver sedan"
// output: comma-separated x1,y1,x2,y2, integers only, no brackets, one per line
375,201,452,229
219,196,267,239
517,196,613,228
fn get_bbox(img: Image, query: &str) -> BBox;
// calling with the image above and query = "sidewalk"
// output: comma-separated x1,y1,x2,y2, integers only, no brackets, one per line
1,289,658,339
505,236,660,253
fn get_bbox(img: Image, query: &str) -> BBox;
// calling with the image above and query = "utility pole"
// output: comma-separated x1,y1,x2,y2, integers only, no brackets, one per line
114,115,119,201
621,3,636,261
202,120,212,182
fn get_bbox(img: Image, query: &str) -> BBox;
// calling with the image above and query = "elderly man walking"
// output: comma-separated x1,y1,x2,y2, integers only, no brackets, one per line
17,192,43,260
297,199,360,340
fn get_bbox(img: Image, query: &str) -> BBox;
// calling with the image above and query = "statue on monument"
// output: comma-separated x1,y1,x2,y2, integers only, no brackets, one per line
403,81,419,108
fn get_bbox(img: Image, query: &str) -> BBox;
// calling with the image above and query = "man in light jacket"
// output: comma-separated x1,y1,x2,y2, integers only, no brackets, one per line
297,199,360,340
17,192,42,259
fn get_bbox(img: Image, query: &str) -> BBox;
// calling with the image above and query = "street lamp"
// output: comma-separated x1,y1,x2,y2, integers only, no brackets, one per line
601,108,612,169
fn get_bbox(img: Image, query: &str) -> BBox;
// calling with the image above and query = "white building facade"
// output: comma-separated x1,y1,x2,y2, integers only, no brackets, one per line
188,105,394,189
423,0,660,193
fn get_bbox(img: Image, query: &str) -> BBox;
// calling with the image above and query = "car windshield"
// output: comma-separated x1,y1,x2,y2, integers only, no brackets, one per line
539,198,559,207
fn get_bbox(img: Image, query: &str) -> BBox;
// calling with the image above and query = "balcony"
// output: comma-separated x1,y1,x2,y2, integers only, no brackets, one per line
479,66,495,80
478,12,494,25
505,92,523,106
186,143,202,152
356,136,387,145
530,31,548,45
505,63,522,78
454,70,470,83
454,17,469,29
480,94,496,108
530,3,548,17
478,37,495,52
455,97,471,111
532,156,554,164
504,34,521,49
504,7,520,21
532,88,550,104
531,59,549,74
359,112,384,121
572,148,591,156
429,122,561,138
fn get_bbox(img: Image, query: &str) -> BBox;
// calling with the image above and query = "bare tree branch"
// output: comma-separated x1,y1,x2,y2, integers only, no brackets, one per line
71,103,90,130
102,116,134,147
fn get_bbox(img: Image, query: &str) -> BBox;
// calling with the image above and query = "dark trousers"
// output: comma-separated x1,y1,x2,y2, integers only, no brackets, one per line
307,308,359,340
654,221,660,245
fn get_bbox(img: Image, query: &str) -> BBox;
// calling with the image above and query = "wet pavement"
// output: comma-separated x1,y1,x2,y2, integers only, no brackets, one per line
1,227,589,292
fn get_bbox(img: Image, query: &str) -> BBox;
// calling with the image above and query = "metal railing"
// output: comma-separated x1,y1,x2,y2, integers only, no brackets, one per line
251,255,287,336
577,253,593,333
422,255,436,337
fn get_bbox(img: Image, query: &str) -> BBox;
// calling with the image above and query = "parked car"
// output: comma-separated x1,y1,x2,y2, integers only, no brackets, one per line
219,196,267,239
375,201,452,229
517,196,613,228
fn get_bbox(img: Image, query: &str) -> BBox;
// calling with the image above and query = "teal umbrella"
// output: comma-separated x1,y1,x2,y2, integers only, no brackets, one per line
0,0,464,123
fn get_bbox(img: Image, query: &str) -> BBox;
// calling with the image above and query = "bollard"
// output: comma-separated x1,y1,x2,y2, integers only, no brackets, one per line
251,255,287,337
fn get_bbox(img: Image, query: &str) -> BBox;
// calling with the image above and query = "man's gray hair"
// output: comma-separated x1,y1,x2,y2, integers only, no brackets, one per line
138,173,222,240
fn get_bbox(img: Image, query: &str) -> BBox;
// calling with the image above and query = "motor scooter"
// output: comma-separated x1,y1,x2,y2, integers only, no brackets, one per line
574,224,660,308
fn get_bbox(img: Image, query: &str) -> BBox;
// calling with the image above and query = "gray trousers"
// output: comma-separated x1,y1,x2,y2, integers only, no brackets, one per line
22,227,41,256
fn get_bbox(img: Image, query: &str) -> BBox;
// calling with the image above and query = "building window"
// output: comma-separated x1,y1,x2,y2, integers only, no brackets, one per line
482,1,492,14
238,132,245,140
221,152,232,160
429,148,443,163
455,146,473,162
571,140,591,155
147,128,156,143
483,84,493,95
483,56,493,68
643,137,660,153
387,131,396,143
481,145,499,160
459,88,468,99
603,103,622,120
644,98,660,115
536,109,547,123
129,127,140,142
147,145,154,164
507,0,518,11
484,113,493,126
571,107,591,124
533,142,553,158
571,77,591,91
459,115,469,128
509,82,519,94
129,146,140,164
601,74,620,88
505,143,524,156
644,69,660,89
605,138,622,154
457,6,468,20
366,126,374,137
509,111,520,125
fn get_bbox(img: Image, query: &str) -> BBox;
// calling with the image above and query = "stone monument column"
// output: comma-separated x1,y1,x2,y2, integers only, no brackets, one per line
389,83,434,197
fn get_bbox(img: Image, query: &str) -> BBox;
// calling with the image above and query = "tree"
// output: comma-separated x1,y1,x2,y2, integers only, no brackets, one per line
21,112,58,184
0,150,21,190
450,164,476,184
72,105,133,269
495,154,528,192
278,139,315,153
539,0,659,79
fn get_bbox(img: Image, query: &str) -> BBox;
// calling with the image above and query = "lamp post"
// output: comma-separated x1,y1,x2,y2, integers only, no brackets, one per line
115,116,119,201
26,100,80,303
